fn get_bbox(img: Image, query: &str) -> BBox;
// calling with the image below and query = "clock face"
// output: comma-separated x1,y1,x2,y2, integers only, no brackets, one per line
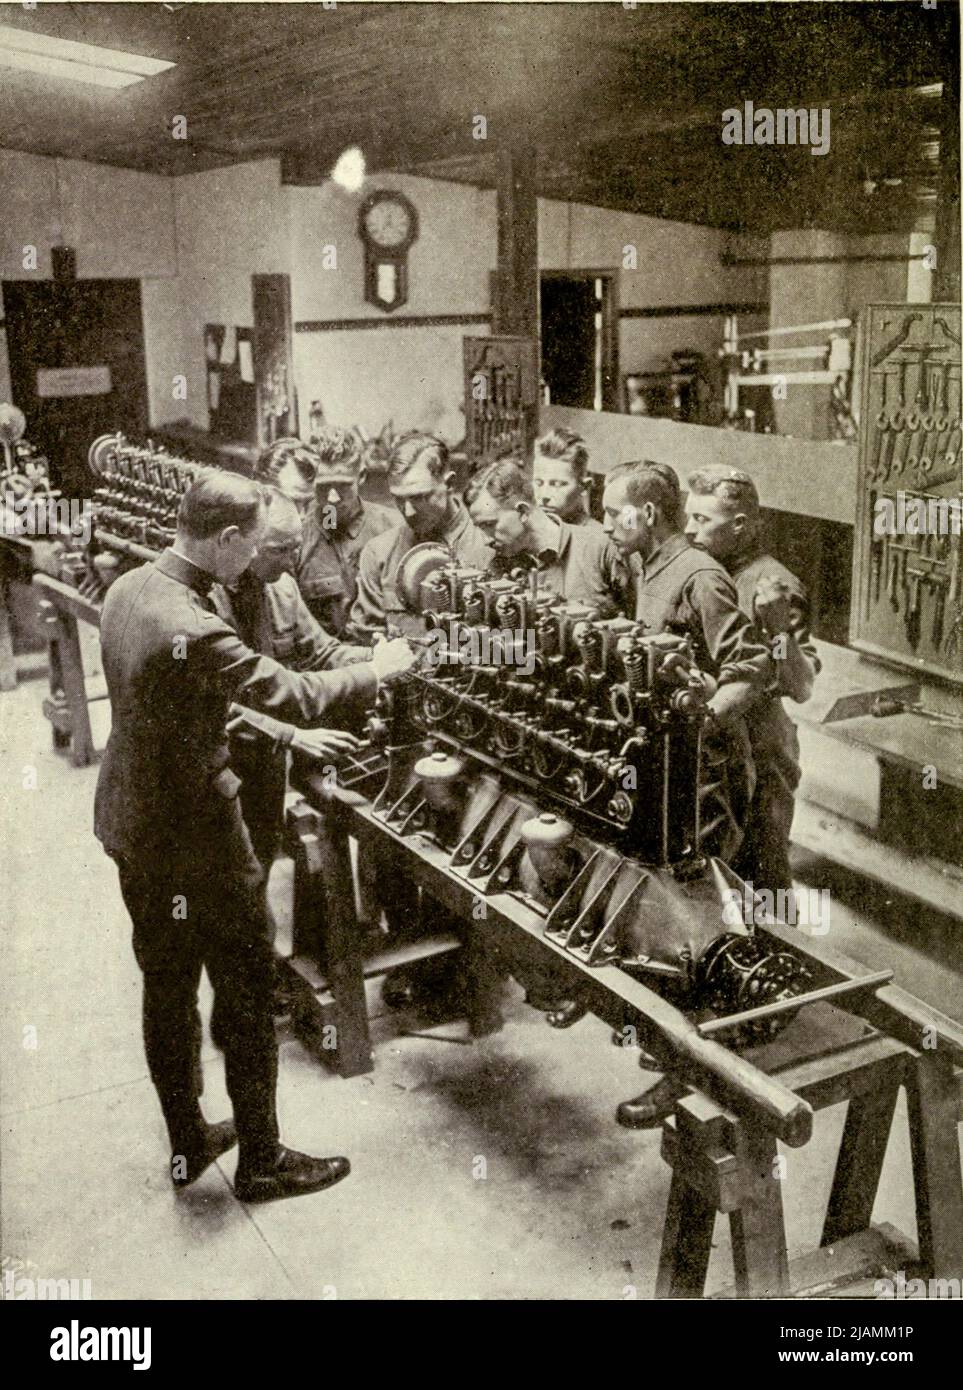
362,195,415,250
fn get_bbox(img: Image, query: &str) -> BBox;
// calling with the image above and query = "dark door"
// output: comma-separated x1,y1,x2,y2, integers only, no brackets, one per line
3,280,148,498
540,273,618,412
541,276,598,409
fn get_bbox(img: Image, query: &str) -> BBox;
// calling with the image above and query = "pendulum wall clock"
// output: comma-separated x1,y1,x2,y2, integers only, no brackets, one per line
358,189,419,312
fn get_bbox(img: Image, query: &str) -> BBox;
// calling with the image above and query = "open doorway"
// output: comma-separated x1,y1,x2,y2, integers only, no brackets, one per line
540,271,619,412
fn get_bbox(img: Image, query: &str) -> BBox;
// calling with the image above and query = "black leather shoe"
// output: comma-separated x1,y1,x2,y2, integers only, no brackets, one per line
546,999,588,1029
382,965,420,1010
615,1076,686,1130
234,1147,351,1204
382,958,463,1019
172,1119,238,1188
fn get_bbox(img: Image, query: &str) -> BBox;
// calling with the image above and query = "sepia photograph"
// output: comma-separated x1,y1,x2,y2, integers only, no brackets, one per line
0,0,960,1332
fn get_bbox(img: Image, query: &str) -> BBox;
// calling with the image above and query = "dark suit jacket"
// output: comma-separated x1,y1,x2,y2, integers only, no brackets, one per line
94,548,376,860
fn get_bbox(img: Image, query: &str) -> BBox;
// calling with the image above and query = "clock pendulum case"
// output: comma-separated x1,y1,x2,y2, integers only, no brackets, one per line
358,190,419,312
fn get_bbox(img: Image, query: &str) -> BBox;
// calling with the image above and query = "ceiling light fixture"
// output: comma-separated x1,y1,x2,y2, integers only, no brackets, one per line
0,24,175,89
331,147,366,193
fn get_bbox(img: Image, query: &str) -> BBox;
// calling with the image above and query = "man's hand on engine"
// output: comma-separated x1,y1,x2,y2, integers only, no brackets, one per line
371,635,416,682
289,728,363,763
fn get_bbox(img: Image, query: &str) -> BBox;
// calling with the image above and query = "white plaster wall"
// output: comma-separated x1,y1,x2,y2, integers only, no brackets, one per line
168,159,291,428
288,175,496,323
0,148,787,442
0,150,175,280
293,323,484,443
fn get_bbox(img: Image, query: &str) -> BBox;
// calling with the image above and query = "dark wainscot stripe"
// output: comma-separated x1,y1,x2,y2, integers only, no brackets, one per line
619,301,768,320
295,312,492,333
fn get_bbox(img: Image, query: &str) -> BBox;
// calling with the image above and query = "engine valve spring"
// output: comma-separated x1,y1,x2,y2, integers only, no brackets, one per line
622,645,648,694
576,627,603,671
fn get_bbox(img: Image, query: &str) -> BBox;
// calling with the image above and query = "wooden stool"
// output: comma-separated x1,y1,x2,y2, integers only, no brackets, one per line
656,1029,963,1297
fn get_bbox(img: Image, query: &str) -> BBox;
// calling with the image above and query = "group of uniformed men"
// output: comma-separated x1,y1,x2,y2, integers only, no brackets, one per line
95,422,818,1204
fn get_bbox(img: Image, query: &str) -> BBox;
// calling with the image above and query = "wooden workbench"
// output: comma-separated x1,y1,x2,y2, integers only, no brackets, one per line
790,638,963,920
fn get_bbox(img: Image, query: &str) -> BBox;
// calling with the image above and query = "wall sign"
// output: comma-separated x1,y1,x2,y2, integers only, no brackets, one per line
36,366,112,398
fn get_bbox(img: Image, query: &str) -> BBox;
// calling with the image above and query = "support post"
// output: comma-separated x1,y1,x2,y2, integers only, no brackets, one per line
494,146,539,340
822,1085,900,1247
907,1050,963,1279
313,800,372,1079
934,62,961,304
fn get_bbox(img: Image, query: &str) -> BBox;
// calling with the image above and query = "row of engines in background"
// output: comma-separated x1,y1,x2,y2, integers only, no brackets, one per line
87,432,203,563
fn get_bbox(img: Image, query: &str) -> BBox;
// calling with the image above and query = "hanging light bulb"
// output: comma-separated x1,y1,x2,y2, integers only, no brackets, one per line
331,146,365,192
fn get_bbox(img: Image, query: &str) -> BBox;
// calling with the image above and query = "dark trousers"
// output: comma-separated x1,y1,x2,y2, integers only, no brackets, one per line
115,798,280,1170
235,742,287,880
732,701,800,896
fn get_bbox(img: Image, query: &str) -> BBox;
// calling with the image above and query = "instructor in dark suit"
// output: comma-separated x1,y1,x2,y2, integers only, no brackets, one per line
95,471,413,1202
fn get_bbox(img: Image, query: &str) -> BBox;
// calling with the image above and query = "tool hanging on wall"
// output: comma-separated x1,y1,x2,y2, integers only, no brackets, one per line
463,336,538,474
852,302,963,685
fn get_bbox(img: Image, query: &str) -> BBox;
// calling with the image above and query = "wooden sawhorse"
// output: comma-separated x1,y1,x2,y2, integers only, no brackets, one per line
657,1025,963,1297
33,573,103,768
284,792,503,1079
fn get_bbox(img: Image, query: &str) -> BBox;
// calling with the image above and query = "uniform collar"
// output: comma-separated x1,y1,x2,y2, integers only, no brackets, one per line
728,538,765,580
639,531,691,581
534,515,571,566
158,547,216,597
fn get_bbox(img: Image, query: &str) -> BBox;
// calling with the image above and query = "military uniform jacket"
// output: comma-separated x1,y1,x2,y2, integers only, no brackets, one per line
634,533,770,686
491,516,629,616
569,512,606,536
730,546,821,696
348,499,493,641
210,570,370,672
94,549,376,860
210,568,373,862
295,499,397,636
730,544,820,787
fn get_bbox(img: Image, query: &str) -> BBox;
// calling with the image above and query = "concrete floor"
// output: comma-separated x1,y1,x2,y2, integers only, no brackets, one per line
1,640,961,1300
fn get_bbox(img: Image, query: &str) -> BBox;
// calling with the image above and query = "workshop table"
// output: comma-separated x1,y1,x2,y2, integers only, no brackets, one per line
285,768,963,1294
791,638,963,921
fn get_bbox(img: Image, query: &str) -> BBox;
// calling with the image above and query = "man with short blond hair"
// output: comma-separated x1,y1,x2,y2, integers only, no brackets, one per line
533,427,602,532
471,457,629,615
685,464,819,895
